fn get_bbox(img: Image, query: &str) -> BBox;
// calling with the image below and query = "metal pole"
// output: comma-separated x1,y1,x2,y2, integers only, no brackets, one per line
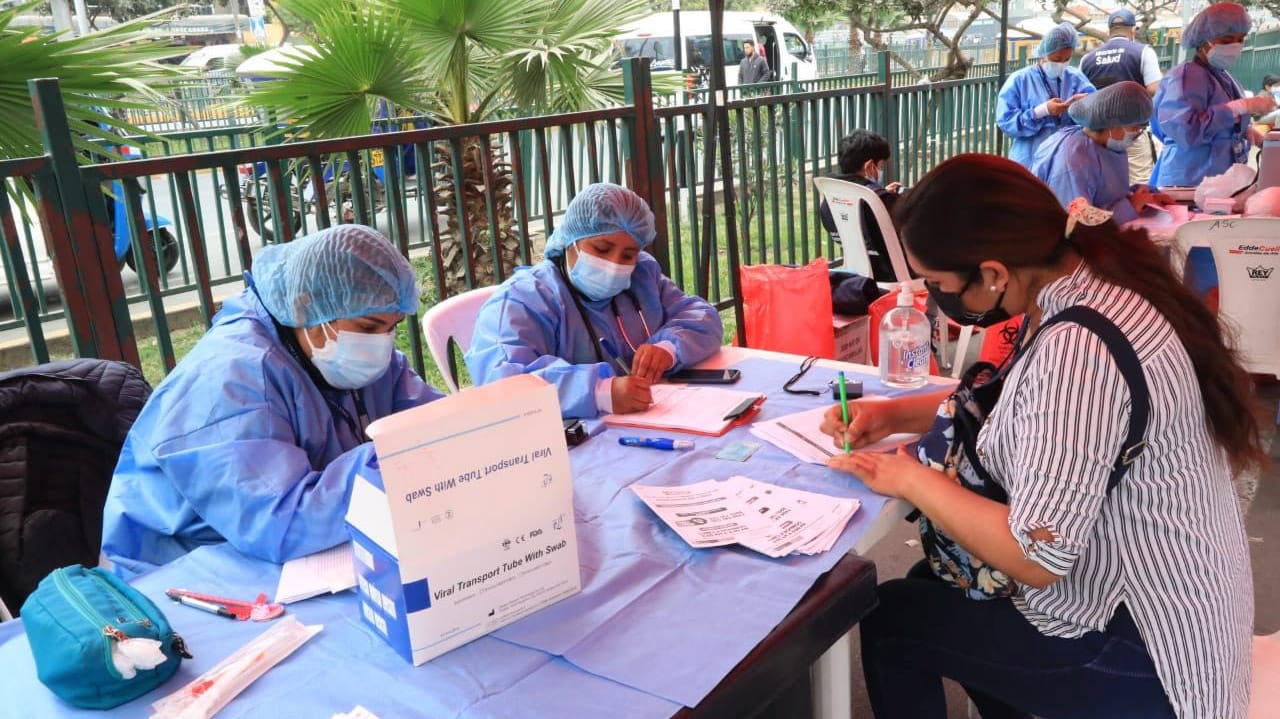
996,0,1010,91
673,0,683,72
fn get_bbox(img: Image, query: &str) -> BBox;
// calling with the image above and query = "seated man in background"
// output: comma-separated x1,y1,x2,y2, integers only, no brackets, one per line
819,129,902,281
103,225,442,579
466,183,722,419
1032,81,1171,224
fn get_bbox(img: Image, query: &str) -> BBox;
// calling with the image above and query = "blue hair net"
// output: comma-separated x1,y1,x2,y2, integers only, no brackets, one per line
544,183,656,259
1068,81,1152,130
1036,22,1078,57
1183,2,1250,48
252,224,419,328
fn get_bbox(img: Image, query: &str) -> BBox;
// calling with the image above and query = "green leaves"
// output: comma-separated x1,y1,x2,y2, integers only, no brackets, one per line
0,1,184,160
250,0,654,133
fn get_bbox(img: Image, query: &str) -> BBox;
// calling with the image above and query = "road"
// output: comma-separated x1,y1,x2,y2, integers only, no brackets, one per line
0,168,442,349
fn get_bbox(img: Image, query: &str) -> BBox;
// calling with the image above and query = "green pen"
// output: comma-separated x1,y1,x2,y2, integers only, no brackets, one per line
838,371,851,454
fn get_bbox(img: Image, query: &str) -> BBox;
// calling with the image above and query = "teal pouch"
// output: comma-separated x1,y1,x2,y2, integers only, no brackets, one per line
21,565,189,710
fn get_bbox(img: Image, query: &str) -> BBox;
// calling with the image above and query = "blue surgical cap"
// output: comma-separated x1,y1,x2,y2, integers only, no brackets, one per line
1068,81,1152,130
252,224,419,328
1036,22,1078,57
1183,2,1250,48
1108,9,1136,27
544,182,656,259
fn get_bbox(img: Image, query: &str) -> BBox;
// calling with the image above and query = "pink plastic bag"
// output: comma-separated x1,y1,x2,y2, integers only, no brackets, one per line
739,259,836,358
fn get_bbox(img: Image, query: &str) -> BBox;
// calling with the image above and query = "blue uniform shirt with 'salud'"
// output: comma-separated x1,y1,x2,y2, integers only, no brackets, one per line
101,290,443,580
997,64,1097,168
464,254,723,419
1081,37,1147,88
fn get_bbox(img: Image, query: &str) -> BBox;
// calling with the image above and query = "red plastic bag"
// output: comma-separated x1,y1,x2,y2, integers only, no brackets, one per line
739,259,836,358
978,315,1025,367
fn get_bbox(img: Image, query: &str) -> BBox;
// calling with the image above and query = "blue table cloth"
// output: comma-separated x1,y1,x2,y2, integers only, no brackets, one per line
0,356,925,718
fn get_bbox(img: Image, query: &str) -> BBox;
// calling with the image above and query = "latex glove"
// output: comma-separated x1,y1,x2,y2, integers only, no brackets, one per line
1228,95,1277,117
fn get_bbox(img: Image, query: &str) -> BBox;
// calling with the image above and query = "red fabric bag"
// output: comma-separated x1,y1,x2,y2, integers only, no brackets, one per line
739,259,836,358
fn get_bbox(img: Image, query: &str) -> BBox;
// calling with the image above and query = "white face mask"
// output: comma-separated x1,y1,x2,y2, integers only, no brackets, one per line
1106,128,1142,153
1206,42,1243,70
568,245,636,301
305,323,396,389
1042,61,1068,80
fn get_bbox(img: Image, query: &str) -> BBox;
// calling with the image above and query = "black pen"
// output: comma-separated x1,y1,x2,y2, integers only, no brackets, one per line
167,592,236,619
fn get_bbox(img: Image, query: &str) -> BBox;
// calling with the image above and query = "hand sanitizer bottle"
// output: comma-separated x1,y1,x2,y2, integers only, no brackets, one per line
879,282,931,388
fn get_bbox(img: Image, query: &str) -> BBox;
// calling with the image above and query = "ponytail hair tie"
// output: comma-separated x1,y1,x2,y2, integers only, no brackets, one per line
1065,197,1114,237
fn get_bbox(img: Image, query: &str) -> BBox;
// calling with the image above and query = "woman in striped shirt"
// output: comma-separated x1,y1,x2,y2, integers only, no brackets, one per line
822,153,1264,718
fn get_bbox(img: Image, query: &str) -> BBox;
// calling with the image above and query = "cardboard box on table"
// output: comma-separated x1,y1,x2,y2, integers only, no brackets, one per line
832,313,870,365
345,374,581,666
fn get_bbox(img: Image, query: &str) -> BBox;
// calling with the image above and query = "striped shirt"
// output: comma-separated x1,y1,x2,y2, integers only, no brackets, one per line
976,262,1253,718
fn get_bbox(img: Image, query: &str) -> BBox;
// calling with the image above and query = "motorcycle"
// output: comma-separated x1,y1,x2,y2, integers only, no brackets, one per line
106,146,180,274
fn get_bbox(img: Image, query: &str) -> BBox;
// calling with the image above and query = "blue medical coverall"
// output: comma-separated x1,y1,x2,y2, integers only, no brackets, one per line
1152,60,1248,187
102,290,442,579
1032,126,1138,224
997,64,1096,168
465,254,723,419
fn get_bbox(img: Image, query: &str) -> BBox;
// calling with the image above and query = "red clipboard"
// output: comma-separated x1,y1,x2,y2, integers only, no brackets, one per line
602,394,766,437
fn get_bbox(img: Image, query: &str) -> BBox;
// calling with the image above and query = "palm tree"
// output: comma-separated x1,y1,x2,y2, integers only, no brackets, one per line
246,0,657,295
0,2,182,163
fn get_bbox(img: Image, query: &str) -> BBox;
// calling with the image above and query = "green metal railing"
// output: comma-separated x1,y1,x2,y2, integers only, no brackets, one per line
0,52,1025,374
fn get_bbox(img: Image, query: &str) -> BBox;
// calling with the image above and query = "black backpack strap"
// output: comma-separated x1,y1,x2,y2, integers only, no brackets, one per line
1038,306,1150,493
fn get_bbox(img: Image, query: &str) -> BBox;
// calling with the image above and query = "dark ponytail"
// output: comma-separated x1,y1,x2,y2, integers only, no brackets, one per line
895,153,1267,475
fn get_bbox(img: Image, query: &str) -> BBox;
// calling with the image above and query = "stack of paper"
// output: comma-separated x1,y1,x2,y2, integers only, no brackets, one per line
750,404,917,464
275,544,357,604
603,384,763,436
631,475,860,557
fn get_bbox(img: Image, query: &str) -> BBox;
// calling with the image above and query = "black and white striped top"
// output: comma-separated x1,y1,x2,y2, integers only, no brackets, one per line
976,263,1253,718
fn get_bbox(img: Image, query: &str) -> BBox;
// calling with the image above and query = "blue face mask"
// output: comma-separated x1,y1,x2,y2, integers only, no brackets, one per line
568,245,635,301
1207,42,1243,70
306,324,396,389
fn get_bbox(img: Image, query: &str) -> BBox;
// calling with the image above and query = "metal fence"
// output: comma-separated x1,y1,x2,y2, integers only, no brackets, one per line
2,54,1017,377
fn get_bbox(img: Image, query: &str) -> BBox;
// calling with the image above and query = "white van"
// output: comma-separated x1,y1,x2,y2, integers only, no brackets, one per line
614,11,817,86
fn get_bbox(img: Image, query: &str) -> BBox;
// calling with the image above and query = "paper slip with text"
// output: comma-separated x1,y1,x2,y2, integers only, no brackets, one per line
603,384,764,436
275,543,357,604
345,374,580,666
750,404,918,465
632,475,860,557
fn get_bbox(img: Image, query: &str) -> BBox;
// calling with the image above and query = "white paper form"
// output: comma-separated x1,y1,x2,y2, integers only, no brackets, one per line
727,477,860,557
630,479,773,547
275,543,357,604
750,404,917,465
602,384,763,435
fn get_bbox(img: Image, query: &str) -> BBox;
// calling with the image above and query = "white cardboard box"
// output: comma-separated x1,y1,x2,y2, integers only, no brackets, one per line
345,374,581,666
833,313,870,365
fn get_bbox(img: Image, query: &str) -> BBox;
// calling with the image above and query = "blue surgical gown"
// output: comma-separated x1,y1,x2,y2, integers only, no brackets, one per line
1032,126,1138,224
465,254,723,419
1152,60,1247,187
997,64,1096,168
102,290,442,579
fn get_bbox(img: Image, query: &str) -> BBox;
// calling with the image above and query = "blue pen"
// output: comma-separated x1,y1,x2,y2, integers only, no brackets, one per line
619,436,694,451
599,338,631,376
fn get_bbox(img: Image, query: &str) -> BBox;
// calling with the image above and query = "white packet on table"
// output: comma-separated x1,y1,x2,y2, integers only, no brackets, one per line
150,616,322,719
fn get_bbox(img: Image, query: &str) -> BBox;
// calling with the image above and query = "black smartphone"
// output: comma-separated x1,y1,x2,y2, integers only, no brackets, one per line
667,368,742,385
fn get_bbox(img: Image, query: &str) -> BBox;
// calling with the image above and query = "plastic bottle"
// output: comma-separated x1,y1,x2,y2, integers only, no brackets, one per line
879,282,931,388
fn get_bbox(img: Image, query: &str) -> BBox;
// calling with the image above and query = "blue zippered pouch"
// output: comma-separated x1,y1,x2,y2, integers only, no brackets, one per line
21,565,188,709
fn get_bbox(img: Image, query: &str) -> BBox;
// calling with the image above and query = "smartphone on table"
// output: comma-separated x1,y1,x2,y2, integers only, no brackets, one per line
666,368,742,384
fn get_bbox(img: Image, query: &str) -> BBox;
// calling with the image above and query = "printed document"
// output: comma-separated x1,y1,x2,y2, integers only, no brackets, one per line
275,543,357,604
603,384,762,435
750,404,917,464
632,475,860,557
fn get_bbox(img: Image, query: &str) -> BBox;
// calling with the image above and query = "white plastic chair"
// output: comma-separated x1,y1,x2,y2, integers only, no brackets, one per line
813,177,974,375
812,177,912,284
1192,218,1280,377
421,285,499,393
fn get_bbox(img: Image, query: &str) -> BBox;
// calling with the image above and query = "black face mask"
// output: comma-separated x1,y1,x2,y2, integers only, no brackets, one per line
926,274,1012,328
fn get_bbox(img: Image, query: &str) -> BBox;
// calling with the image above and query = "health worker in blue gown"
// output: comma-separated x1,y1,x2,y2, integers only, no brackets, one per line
997,22,1097,168
103,225,442,579
1033,81,1170,224
1152,2,1277,186
465,182,723,419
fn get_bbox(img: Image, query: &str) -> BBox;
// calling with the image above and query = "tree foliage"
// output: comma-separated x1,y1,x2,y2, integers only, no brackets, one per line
847,0,988,81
